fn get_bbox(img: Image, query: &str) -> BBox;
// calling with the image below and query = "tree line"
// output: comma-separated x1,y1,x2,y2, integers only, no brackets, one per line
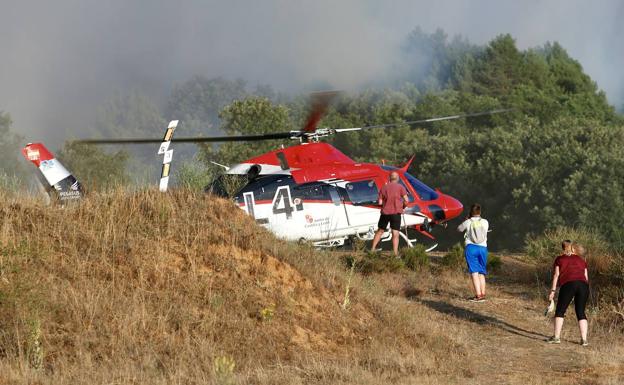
1,30,622,251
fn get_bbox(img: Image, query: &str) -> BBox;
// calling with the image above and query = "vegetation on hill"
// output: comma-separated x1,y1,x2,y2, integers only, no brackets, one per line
0,190,622,384
3,29,623,251
3,24,624,384
0,190,479,384
0,112,26,186
197,33,624,251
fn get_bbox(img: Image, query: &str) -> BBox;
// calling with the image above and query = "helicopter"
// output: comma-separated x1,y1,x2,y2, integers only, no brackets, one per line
25,92,509,250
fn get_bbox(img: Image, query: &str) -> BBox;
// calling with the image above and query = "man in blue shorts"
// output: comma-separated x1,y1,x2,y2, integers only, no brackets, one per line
457,203,489,302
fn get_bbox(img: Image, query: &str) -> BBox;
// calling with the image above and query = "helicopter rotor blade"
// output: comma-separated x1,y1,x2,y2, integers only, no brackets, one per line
333,108,513,133
301,91,339,133
73,131,298,145
74,107,512,145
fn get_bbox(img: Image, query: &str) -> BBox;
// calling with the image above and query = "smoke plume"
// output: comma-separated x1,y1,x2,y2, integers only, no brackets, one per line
1,0,622,145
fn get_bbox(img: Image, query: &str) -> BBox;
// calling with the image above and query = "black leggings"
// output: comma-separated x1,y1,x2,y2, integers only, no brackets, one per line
555,280,589,320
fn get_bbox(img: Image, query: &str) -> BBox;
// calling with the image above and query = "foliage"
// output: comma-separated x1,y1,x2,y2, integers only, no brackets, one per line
82,29,624,252
0,190,482,382
258,305,275,322
87,90,168,184
57,141,129,191
201,97,294,167
167,76,249,136
442,243,465,270
0,171,23,194
350,252,405,275
27,318,43,370
94,90,165,138
486,255,502,272
94,90,165,139
174,159,216,190
213,355,236,385
525,226,611,264
0,112,26,181
402,244,430,271
526,227,624,333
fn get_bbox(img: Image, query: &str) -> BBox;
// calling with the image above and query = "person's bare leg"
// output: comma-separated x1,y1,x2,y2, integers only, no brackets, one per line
479,274,486,297
470,273,481,297
371,229,384,252
391,229,400,256
554,317,564,339
579,319,588,341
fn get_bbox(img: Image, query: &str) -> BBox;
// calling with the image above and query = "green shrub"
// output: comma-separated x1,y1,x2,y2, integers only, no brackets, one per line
348,252,405,275
487,255,502,272
441,243,464,270
58,141,129,191
175,161,216,190
525,226,610,263
402,244,429,271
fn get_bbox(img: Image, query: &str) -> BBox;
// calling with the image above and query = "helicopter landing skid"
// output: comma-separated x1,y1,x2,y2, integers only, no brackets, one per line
356,229,438,252
312,238,346,248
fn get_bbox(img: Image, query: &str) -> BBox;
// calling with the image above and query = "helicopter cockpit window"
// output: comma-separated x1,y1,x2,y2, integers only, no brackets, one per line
344,180,379,205
380,166,438,201
294,183,330,201
328,186,341,206
398,179,415,202
404,172,438,201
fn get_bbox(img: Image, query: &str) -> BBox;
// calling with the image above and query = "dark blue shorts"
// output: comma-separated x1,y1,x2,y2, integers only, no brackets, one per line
465,244,488,274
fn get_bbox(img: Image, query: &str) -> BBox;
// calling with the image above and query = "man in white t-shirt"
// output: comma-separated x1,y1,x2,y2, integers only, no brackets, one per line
457,203,489,302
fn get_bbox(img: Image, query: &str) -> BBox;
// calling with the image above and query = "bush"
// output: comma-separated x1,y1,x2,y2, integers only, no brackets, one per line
525,226,610,262
525,226,614,278
57,141,129,191
402,244,429,271
441,243,465,271
487,255,502,272
347,252,405,275
175,161,216,190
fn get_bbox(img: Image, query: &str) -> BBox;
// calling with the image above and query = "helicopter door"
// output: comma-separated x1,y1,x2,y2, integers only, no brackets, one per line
293,183,349,241
339,179,381,233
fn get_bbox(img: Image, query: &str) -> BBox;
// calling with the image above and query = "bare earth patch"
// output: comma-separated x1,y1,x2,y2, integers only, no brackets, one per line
414,255,624,385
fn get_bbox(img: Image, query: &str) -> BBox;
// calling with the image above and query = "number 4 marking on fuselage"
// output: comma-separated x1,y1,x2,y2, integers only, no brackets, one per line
272,186,302,220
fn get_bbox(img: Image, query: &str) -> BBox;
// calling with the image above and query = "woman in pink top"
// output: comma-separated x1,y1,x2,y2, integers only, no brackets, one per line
547,240,589,346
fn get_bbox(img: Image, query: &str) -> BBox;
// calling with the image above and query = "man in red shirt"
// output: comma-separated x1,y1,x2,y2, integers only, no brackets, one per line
371,171,409,256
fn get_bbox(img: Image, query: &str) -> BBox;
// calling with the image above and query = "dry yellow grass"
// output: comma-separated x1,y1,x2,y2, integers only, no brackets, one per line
0,189,622,384
0,189,474,384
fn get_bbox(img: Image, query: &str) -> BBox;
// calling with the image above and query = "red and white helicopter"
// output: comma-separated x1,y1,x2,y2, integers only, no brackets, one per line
210,141,462,250
25,93,508,250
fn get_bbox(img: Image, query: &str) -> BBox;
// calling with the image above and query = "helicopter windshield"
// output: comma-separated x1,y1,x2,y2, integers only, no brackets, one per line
381,166,438,201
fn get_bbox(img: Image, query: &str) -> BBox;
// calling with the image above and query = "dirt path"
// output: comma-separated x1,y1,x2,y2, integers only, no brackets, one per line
417,256,624,384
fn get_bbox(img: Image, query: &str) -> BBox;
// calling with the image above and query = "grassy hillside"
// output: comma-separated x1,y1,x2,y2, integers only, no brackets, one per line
0,190,622,384
0,190,472,384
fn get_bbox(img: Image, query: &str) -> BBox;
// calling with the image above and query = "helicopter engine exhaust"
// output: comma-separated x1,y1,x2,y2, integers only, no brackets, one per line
247,164,262,180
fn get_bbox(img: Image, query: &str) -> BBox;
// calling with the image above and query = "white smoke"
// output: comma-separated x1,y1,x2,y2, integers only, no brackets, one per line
1,0,622,145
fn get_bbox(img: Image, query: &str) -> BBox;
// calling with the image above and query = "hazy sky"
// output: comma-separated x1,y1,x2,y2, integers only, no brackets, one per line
1,0,623,143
